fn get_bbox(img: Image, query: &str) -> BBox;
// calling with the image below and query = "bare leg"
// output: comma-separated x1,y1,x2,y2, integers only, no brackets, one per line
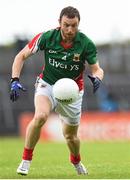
62,121,80,156
25,95,52,149
17,95,52,175
62,121,87,175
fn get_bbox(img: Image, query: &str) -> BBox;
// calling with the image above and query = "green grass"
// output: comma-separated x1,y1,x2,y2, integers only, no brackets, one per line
0,138,130,179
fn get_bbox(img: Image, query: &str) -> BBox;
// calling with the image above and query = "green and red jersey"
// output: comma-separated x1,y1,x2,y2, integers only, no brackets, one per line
28,28,97,90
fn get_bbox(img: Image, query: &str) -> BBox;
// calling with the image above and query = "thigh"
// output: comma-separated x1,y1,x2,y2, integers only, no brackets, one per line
34,95,52,116
35,77,56,110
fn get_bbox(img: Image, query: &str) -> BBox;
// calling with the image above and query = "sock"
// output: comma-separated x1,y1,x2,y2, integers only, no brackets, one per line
70,153,81,164
22,147,34,161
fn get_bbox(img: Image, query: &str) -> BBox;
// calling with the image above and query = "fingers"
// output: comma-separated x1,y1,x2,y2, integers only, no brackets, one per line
17,83,27,91
93,84,100,93
20,87,27,91
10,81,27,102
10,87,27,102
88,75,102,93
93,79,101,93
88,75,95,83
10,90,19,102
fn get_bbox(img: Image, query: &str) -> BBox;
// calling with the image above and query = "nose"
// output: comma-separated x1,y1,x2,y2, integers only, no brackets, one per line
67,26,73,33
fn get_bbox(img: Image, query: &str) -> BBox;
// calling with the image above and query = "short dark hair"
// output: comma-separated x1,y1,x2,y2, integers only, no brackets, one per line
59,6,80,21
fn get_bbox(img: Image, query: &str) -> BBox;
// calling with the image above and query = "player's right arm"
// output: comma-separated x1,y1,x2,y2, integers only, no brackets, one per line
10,33,43,102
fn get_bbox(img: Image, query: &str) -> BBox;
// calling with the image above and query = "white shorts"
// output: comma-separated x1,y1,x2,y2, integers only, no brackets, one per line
35,78,84,126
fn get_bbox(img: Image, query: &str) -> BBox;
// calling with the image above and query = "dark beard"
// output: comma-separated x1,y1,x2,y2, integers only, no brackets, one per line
61,30,75,43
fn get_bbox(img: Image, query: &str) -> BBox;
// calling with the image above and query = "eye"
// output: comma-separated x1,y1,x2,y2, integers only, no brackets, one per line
72,24,77,28
63,23,78,28
64,23,69,28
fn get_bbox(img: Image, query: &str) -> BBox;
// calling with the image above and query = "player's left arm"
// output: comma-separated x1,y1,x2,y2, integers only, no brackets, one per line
85,38,104,93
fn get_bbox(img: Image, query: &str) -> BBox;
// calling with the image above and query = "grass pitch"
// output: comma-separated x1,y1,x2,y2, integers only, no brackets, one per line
0,138,130,179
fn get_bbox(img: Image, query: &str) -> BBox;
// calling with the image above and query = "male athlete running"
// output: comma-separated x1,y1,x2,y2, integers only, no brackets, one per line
10,6,104,175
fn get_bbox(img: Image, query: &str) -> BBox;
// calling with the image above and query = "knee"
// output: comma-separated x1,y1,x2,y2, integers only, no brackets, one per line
64,134,77,143
33,112,48,128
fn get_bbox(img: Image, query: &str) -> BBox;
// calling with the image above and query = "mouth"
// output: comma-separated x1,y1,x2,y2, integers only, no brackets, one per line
66,34,74,38
67,33,73,36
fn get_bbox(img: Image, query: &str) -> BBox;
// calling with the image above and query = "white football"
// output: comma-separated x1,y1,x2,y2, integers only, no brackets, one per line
53,78,79,104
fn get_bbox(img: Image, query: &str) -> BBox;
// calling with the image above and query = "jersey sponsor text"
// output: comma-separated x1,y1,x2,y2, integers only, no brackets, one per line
49,58,79,71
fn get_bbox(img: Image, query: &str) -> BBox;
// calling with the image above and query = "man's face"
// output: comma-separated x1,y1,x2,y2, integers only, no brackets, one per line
59,15,79,42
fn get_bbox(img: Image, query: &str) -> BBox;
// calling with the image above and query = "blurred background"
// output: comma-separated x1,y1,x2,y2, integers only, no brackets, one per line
0,0,130,140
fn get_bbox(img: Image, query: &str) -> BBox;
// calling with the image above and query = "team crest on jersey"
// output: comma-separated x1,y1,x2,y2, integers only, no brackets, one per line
73,53,80,62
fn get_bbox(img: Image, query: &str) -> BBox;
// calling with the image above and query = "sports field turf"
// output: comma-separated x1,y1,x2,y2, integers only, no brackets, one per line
0,138,130,179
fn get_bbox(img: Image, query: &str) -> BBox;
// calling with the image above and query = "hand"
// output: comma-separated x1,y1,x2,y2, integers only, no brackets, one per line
10,79,26,102
88,75,102,93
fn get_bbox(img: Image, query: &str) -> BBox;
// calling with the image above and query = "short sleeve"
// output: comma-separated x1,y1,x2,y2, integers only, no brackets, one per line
85,40,97,64
28,32,45,53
